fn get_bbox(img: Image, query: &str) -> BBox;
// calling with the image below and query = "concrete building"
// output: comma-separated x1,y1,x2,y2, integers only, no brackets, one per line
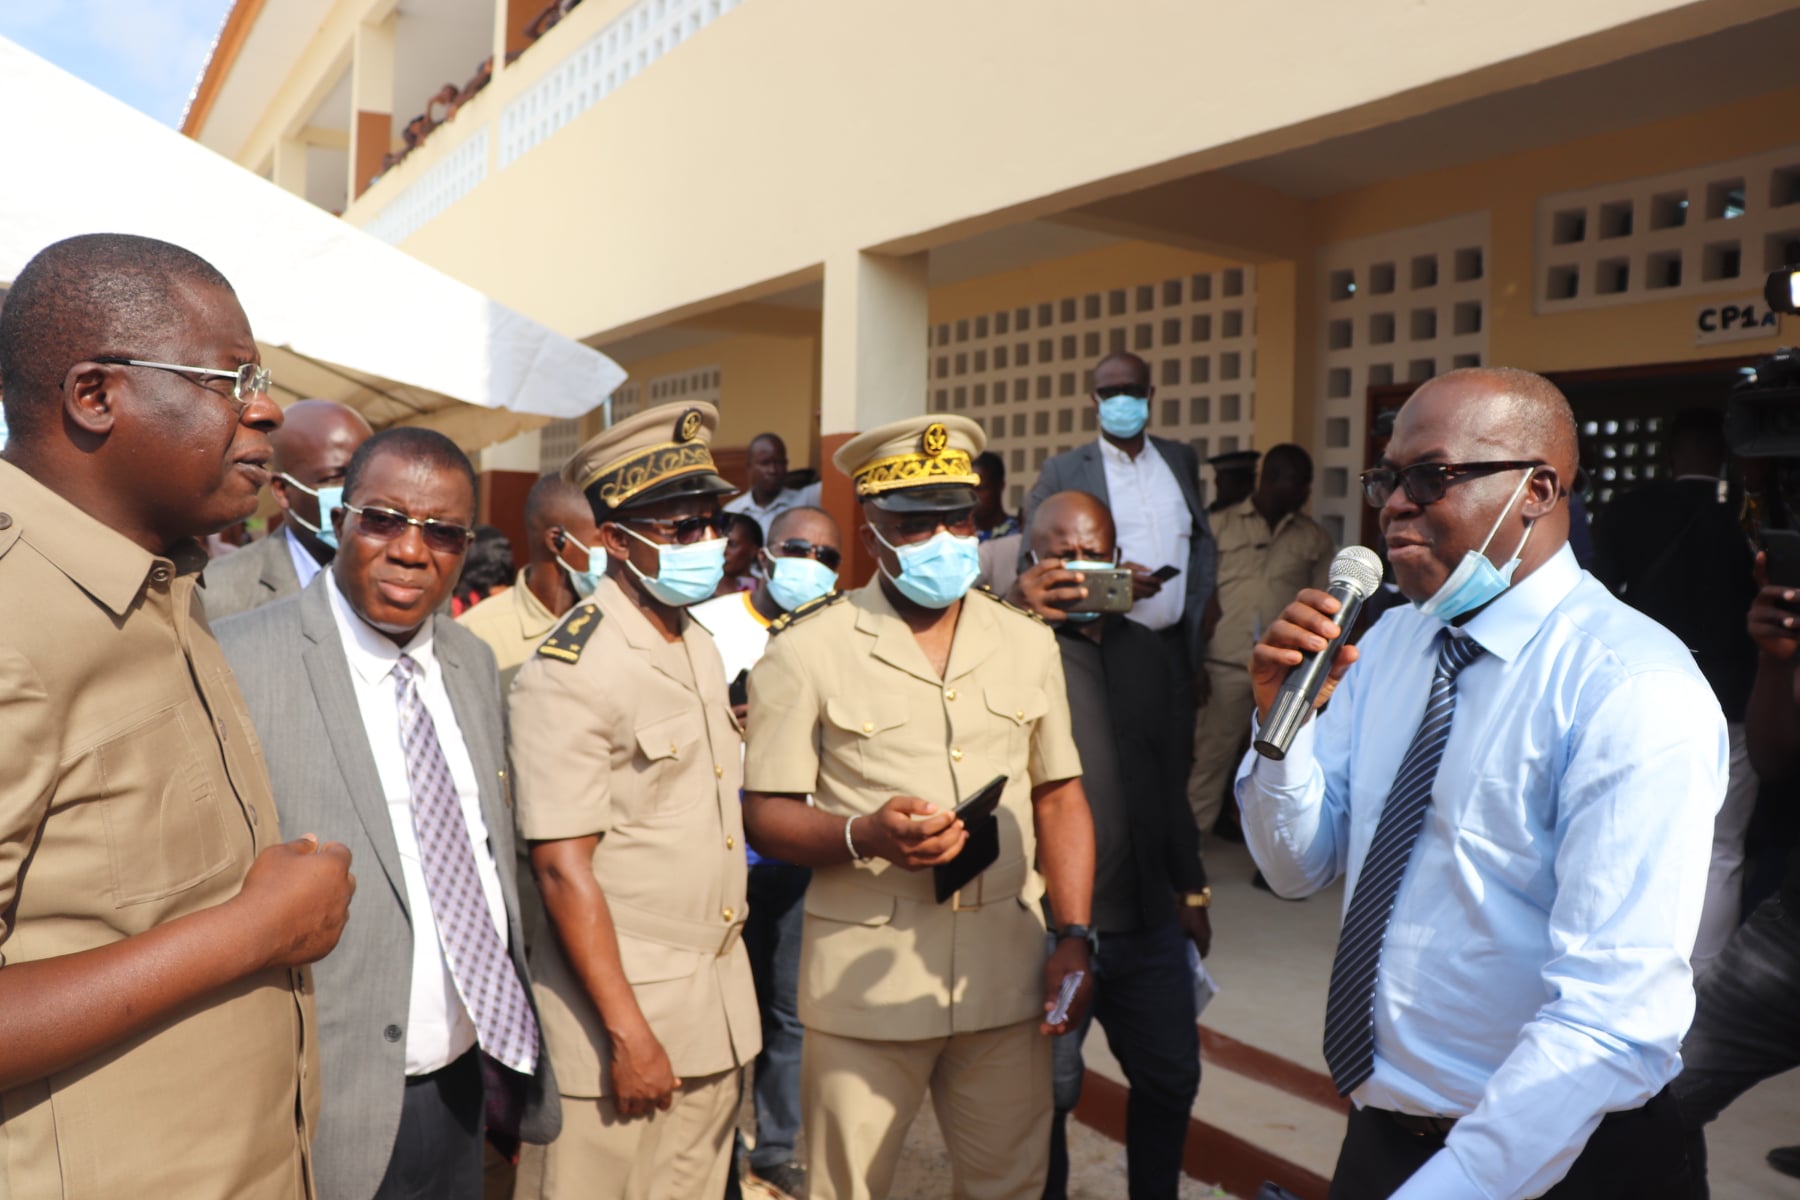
185,2,1800,1189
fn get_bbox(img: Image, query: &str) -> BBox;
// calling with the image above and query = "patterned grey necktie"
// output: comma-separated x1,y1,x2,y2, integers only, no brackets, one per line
394,654,537,1074
1321,631,1485,1097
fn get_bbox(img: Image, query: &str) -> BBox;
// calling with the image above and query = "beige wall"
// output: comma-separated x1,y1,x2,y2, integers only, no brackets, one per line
610,329,820,466
1312,83,1800,375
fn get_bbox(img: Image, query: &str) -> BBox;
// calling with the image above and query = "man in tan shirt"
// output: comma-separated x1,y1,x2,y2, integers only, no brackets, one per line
509,403,759,1200
744,415,1095,1200
458,473,603,690
1189,443,1334,840
0,233,354,1199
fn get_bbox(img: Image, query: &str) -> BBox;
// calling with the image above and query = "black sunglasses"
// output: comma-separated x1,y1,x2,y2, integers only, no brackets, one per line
769,538,842,571
1093,383,1147,400
343,503,476,555
618,512,729,545
1360,460,1544,509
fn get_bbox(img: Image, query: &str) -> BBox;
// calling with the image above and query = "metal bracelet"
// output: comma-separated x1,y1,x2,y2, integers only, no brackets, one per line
844,815,868,862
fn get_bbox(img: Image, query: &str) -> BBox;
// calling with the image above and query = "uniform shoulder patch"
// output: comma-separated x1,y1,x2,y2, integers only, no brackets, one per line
970,583,1046,625
768,589,848,635
536,602,604,663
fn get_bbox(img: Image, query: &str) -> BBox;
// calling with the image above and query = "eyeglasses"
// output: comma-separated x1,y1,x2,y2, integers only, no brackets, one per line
617,512,728,545
343,503,476,555
769,538,842,571
1360,460,1544,508
886,508,977,543
92,356,272,414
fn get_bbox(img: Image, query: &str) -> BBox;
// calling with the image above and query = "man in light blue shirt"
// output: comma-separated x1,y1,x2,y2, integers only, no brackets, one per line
1236,367,1726,1199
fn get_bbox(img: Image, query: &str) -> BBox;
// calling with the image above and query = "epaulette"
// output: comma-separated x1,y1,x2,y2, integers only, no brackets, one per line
535,602,603,663
769,589,848,635
970,583,1046,625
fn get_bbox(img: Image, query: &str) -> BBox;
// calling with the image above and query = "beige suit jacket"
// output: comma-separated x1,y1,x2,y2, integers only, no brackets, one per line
508,576,760,1097
744,581,1083,1041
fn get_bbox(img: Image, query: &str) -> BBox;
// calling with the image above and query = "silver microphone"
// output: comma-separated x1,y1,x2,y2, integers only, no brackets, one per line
1253,545,1383,760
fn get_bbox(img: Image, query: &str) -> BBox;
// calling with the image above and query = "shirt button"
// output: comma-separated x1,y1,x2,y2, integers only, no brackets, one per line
669,743,679,757
150,565,172,584
862,721,875,733
383,1024,402,1043
726,836,736,849
0,513,11,530
945,689,957,701
249,808,260,826
722,907,735,922
715,765,724,779
1015,710,1024,720
951,748,964,762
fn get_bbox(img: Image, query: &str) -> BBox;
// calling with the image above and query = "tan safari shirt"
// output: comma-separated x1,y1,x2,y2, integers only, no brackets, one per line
508,576,760,1097
0,459,318,1200
1206,496,1336,671
744,581,1084,1042
456,567,560,692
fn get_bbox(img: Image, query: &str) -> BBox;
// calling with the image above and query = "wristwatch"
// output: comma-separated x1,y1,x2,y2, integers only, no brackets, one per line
1183,887,1213,909
1056,924,1099,955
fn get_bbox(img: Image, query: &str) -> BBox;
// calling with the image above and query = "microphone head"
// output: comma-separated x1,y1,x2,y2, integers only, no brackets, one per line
1328,545,1383,598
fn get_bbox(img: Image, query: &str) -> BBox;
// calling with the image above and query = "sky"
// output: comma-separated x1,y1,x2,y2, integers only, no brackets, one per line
0,0,234,128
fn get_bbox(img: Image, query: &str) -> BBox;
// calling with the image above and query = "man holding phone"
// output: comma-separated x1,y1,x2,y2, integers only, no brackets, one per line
1013,491,1212,1200
743,415,1095,1200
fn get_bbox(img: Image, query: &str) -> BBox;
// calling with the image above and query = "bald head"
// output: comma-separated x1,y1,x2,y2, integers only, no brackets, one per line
1410,367,1579,484
1028,490,1116,562
267,399,372,561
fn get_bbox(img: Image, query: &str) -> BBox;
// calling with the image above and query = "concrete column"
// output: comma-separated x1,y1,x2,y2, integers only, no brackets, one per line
349,15,396,200
272,135,308,198
818,249,930,583
1252,258,1308,449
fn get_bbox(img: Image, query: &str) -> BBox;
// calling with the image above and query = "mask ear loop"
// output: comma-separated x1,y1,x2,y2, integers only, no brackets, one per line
1476,468,1539,562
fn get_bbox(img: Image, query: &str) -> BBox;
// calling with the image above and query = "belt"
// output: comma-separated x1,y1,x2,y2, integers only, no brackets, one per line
608,898,745,957
1374,1109,1459,1138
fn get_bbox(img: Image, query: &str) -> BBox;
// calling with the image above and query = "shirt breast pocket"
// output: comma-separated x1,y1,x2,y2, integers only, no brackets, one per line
981,686,1049,765
629,711,709,822
96,706,234,907
822,699,909,781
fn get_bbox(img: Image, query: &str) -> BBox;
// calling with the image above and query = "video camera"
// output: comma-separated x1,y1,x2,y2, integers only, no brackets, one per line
1724,268,1800,458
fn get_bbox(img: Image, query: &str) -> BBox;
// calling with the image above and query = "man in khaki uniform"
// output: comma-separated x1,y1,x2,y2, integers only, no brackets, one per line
744,415,1097,1200
458,473,604,690
1189,443,1334,839
510,402,760,1200
0,233,354,1199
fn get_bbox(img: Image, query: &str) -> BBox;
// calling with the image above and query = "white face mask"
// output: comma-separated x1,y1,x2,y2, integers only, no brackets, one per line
1413,468,1537,622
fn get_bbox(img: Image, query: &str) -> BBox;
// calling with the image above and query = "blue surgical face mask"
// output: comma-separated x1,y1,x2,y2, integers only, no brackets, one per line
1097,394,1150,439
873,526,982,609
1413,469,1537,622
765,552,837,613
1060,557,1118,623
280,474,342,550
617,523,725,607
556,533,604,599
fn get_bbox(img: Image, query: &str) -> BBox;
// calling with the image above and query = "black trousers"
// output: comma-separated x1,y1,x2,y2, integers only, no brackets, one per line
375,1049,486,1200
1326,1088,1694,1200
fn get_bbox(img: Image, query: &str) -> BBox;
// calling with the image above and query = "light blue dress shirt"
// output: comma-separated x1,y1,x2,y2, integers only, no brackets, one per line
1236,544,1726,1199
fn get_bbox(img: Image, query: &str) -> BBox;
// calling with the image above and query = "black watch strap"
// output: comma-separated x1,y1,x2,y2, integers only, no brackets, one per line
1056,923,1099,955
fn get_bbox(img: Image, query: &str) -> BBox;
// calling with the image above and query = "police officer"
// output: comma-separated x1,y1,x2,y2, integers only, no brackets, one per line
743,414,1096,1200
509,403,760,1200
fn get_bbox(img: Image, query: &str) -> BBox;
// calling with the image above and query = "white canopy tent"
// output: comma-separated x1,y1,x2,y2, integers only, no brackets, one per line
0,37,625,453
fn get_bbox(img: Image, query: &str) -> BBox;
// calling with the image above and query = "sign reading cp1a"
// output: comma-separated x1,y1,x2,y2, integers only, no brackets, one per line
1695,298,1781,345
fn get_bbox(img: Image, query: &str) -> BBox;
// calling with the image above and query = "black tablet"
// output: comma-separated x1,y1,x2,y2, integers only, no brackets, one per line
934,775,1007,904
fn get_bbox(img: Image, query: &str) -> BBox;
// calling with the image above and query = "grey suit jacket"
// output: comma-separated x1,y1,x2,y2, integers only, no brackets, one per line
203,528,304,622
217,575,559,1200
1023,435,1217,663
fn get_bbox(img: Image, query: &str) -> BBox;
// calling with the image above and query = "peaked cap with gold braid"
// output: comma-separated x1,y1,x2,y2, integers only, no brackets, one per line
830,414,986,513
561,401,735,513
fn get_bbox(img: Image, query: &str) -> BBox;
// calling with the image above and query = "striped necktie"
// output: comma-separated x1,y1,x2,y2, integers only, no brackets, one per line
394,654,538,1075
1321,631,1485,1097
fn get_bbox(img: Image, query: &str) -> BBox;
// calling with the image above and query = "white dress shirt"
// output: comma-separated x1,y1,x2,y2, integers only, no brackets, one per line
1098,437,1190,632
325,571,510,1076
285,525,324,589
1236,545,1726,1199
723,482,823,541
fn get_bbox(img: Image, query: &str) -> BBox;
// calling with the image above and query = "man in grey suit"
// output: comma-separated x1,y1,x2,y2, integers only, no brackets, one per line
205,398,371,621
1023,351,1217,686
219,427,557,1200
